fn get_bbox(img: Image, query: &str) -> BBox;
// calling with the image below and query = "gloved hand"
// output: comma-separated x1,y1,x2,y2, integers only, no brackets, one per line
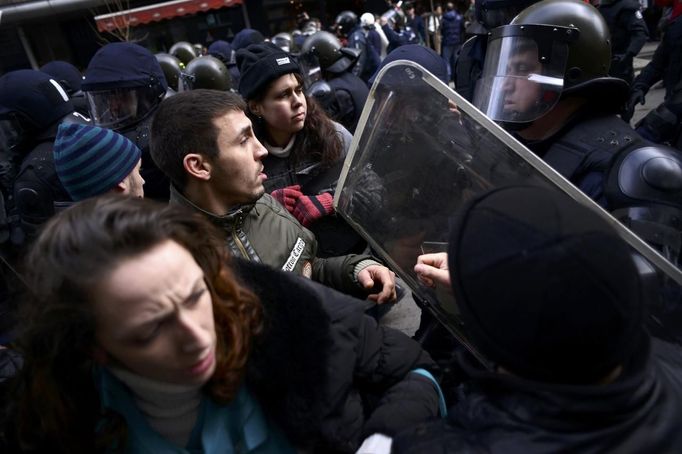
292,192,334,227
270,185,303,213
622,89,645,123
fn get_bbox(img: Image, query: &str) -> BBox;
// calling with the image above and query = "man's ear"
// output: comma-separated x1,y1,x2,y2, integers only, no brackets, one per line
183,153,212,181
113,176,129,193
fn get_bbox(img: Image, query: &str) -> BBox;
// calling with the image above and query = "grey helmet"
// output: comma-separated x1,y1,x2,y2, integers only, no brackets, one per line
301,31,359,74
182,55,232,91
155,53,182,92
169,41,197,65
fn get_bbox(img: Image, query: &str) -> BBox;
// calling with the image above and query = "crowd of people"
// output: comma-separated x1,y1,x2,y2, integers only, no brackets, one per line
1,0,682,452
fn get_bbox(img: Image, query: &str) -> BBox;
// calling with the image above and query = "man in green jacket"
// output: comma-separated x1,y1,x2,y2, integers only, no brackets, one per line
150,89,397,303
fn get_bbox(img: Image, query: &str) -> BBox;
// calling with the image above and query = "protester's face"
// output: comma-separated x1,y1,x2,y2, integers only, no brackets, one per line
209,110,268,206
255,73,307,138
502,49,542,115
123,158,145,198
93,240,217,386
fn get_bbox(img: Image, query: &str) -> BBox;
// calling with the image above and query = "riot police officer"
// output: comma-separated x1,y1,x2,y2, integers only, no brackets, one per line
473,0,682,264
598,0,649,85
624,14,682,148
301,31,369,132
0,70,87,250
337,10,382,85
82,42,170,201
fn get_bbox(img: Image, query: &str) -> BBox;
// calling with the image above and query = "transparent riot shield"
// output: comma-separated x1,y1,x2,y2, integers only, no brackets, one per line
335,61,682,358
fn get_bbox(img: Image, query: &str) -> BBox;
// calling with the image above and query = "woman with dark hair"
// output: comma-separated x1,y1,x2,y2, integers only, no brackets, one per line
236,43,364,257
5,196,441,452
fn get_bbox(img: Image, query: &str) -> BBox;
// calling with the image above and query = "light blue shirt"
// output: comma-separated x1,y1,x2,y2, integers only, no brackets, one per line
97,368,295,454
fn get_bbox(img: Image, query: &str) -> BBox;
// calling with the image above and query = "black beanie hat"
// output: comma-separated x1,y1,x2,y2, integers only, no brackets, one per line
448,186,646,385
236,42,301,100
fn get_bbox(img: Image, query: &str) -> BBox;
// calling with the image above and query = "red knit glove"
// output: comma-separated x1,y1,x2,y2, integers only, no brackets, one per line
270,185,303,213
292,192,335,227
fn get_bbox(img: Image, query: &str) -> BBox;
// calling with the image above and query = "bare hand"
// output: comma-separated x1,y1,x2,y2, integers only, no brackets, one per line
357,265,397,304
414,253,451,289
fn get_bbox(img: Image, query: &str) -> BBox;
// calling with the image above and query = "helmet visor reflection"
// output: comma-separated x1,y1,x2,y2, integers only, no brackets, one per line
86,87,160,129
473,33,568,124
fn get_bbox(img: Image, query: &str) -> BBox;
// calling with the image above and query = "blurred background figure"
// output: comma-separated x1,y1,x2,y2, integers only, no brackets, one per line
596,0,649,85
440,2,464,84
425,3,444,54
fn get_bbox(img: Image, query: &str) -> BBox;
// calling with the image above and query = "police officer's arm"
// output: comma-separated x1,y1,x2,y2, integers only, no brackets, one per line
632,26,670,94
381,22,407,47
622,8,648,61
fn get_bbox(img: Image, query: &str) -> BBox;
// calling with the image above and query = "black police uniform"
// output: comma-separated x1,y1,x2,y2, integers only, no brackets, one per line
454,34,488,102
522,109,682,265
631,16,682,146
327,71,370,133
348,25,381,84
599,0,649,84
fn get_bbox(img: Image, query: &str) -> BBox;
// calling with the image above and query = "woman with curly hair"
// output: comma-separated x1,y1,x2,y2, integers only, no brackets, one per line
236,42,364,257
5,196,441,453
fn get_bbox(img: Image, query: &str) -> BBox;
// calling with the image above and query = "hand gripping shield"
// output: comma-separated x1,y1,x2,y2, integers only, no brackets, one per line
334,61,682,359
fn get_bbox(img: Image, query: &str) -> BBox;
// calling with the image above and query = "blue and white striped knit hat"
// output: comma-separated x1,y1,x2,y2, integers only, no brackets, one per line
53,123,141,201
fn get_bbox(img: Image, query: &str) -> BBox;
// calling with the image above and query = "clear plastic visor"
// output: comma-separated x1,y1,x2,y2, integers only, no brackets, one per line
85,87,158,130
473,35,568,124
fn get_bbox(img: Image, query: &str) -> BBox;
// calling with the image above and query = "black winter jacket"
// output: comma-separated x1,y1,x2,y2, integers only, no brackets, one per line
234,259,439,453
392,337,682,453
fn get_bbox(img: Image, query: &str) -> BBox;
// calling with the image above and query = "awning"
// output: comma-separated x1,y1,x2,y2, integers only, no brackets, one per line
94,0,242,32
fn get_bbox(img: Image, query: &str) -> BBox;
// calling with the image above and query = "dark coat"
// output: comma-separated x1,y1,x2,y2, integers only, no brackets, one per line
393,338,682,453
440,11,463,47
234,259,439,453
599,0,648,84
633,15,682,102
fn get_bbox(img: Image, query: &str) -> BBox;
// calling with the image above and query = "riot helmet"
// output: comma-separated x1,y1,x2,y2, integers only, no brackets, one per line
475,0,540,30
155,53,183,92
169,41,197,65
182,55,232,91
82,43,167,131
207,40,234,65
0,70,74,153
360,12,376,28
301,31,359,74
473,0,617,126
39,61,83,96
271,32,293,53
193,43,204,57
334,11,358,37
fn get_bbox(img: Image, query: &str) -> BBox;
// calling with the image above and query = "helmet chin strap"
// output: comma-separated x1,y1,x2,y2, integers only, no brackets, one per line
500,119,534,132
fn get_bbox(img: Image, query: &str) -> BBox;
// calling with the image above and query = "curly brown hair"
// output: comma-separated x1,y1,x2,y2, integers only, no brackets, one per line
11,195,262,451
248,73,343,167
